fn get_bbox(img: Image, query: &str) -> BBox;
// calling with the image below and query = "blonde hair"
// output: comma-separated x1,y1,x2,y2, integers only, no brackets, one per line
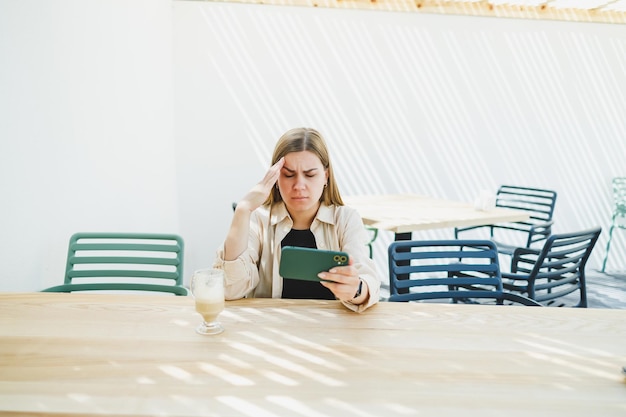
264,127,344,207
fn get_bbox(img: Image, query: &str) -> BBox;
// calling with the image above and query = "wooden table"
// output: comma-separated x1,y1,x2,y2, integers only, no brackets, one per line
1,293,625,416
344,193,530,238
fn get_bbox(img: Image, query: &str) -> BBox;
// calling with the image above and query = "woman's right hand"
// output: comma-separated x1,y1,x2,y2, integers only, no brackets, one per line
236,157,285,213
225,157,285,261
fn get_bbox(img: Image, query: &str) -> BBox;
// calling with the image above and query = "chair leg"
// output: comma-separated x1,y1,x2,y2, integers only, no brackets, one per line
601,224,616,272
579,271,588,308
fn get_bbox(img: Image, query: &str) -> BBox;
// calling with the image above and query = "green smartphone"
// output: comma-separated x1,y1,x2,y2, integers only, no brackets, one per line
279,246,349,282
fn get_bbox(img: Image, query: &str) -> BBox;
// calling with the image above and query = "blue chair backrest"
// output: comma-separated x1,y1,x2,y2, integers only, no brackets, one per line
507,227,601,307
388,239,504,303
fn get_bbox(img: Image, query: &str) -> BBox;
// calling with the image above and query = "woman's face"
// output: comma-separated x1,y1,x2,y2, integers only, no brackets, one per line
278,151,328,217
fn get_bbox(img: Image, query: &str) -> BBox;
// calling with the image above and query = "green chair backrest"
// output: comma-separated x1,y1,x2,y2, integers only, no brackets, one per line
612,177,626,218
601,177,626,271
42,232,188,296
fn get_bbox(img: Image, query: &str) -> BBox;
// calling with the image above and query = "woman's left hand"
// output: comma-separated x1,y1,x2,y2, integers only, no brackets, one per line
318,258,365,303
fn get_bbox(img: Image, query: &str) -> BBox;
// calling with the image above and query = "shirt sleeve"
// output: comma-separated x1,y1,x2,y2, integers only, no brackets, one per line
336,207,382,313
213,247,260,300
213,210,265,300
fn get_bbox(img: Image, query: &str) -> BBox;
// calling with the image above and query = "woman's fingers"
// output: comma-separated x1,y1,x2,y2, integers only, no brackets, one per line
262,157,284,187
318,265,357,284
237,157,285,212
319,259,360,301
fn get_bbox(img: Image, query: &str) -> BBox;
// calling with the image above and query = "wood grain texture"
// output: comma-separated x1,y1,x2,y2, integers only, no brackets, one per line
189,0,626,24
1,293,625,416
344,193,530,233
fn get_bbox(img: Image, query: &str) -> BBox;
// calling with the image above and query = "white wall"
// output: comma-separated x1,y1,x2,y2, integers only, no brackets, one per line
0,0,177,291
1,0,625,292
173,2,626,280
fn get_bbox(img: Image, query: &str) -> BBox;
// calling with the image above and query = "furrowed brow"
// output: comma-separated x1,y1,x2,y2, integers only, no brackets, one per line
282,167,318,174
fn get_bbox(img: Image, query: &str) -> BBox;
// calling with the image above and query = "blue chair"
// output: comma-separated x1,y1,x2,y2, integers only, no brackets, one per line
42,232,188,295
455,185,557,256
601,177,626,272
388,239,541,306
502,227,601,307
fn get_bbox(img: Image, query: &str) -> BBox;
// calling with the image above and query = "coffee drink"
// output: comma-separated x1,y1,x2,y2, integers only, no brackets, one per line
191,268,225,335
195,299,224,323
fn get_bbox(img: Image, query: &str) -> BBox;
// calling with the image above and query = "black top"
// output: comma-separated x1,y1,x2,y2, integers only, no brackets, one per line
281,229,335,300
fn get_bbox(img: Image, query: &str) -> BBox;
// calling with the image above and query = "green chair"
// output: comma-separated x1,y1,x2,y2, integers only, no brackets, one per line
601,177,626,272
365,225,378,259
42,232,188,296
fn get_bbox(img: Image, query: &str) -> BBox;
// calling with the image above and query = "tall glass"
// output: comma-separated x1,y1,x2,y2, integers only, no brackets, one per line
190,268,225,335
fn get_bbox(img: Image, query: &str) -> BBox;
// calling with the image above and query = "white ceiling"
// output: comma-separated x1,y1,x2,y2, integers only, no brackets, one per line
194,0,626,24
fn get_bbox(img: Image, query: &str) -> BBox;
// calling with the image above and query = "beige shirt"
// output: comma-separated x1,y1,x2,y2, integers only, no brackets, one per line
214,202,381,312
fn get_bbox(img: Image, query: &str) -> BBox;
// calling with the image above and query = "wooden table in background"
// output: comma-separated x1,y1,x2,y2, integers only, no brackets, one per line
1,293,625,416
344,193,530,239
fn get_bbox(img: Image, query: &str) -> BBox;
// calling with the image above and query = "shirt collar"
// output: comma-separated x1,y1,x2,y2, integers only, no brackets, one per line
269,202,336,227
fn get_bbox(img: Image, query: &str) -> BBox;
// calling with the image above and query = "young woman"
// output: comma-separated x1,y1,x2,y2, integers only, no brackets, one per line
214,127,380,312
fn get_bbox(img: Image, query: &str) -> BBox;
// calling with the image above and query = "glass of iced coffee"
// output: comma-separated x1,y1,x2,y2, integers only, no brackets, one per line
190,268,225,335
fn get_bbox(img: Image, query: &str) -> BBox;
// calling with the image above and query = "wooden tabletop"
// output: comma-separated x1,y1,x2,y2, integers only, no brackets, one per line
1,293,625,416
344,193,530,234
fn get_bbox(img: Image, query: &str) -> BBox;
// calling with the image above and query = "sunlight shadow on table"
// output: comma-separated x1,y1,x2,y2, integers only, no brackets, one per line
269,396,386,417
238,330,345,371
217,396,279,417
219,348,314,387
159,365,196,383
228,341,346,387
269,307,323,323
222,308,257,323
517,334,622,381
170,318,192,327
265,327,362,364
198,362,255,386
